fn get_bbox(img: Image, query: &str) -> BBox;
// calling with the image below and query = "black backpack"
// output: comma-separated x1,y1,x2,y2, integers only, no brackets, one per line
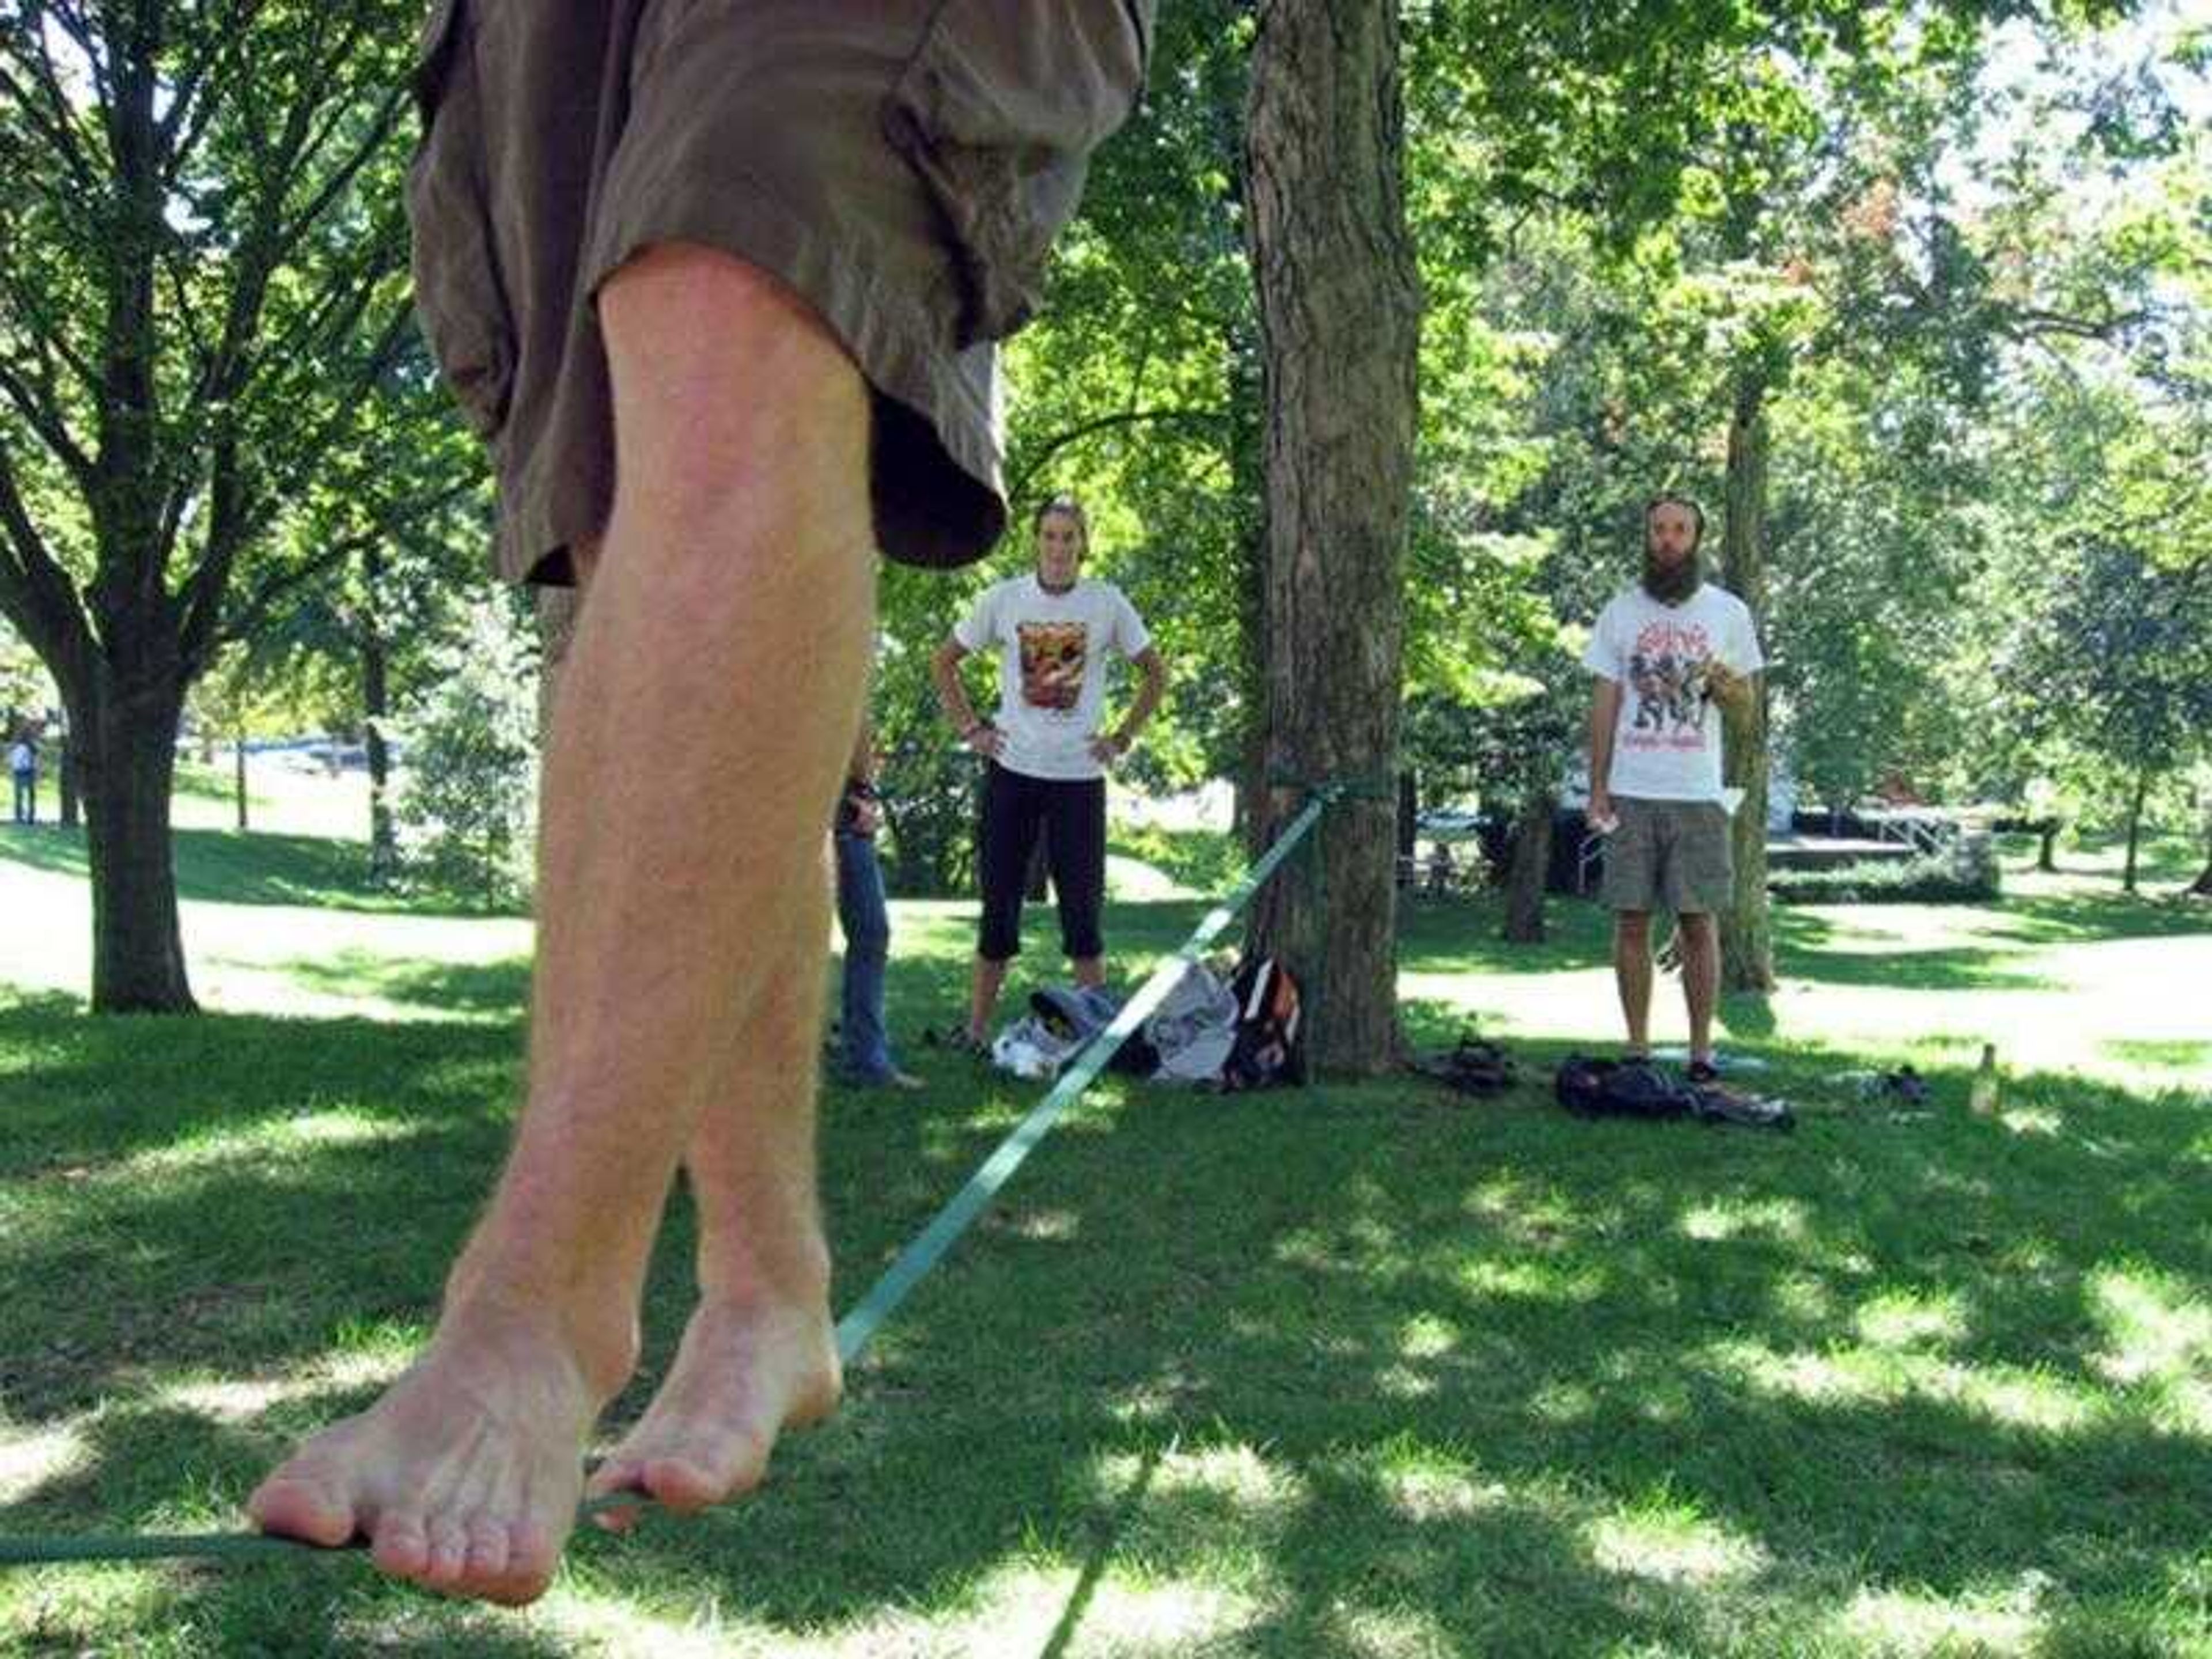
1554,1056,1698,1119
1218,956,1305,1091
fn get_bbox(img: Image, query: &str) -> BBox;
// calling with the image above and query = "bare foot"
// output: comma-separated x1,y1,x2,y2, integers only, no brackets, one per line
585,1298,841,1531
248,1311,612,1604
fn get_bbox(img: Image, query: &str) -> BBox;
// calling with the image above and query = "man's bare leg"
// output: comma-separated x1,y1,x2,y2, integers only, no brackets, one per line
1677,910,1719,1063
249,245,872,1604
1072,955,1105,990
1613,911,1653,1056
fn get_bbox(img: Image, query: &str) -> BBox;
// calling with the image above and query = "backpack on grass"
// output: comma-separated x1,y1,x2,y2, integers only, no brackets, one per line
1218,956,1304,1092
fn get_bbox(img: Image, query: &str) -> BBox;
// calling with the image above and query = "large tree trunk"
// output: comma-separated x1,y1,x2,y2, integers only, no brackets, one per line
233,733,248,831
1718,373,1776,993
59,736,81,827
362,544,398,882
1396,770,1418,888
1243,0,1421,1075
2122,768,2148,895
1500,791,1554,944
77,668,195,1012
2188,800,2211,896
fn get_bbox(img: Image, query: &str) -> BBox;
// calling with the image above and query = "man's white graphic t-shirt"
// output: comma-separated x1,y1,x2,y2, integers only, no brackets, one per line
955,575,1151,782
1581,583,1763,802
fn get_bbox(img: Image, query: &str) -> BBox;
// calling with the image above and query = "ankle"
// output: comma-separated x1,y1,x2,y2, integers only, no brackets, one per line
695,1231,832,1316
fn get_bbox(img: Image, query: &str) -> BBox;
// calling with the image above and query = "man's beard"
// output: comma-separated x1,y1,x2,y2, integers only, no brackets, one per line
1642,549,1701,604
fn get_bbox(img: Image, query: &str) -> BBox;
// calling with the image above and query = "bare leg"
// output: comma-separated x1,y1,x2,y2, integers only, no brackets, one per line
1071,955,1104,990
249,245,872,1604
1677,911,1719,1062
1613,911,1653,1055
968,955,1010,1042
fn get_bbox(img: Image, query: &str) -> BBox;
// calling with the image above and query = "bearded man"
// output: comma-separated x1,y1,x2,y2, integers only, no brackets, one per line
1582,495,1764,1078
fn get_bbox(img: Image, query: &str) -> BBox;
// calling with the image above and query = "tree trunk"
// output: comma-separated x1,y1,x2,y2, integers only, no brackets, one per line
59,737,80,827
1396,769,1417,888
1500,791,1554,944
2122,768,2148,895
1718,373,1776,993
1243,0,1421,1075
233,733,248,831
2187,808,2211,896
363,545,397,882
78,669,196,1012
2037,819,2059,873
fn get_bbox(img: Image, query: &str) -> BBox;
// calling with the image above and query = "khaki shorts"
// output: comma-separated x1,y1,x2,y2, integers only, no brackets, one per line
406,1,1152,585
1599,797,1735,915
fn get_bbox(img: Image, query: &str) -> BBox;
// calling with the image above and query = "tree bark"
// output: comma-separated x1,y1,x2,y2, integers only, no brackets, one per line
77,665,196,1012
1396,769,1418,888
1500,791,1554,944
234,732,248,831
1243,0,1421,1075
2188,802,2211,896
2123,768,2148,895
1718,373,1777,993
2037,819,2059,873
363,544,397,881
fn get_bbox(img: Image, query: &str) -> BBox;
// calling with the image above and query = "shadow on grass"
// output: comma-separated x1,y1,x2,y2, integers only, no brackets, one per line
0,824,524,919
6,997,2208,1652
5,875,2211,1652
278,950,535,1020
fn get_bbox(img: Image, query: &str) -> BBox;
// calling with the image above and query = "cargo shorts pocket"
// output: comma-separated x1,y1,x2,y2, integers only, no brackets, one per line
406,0,517,440
883,1,1150,347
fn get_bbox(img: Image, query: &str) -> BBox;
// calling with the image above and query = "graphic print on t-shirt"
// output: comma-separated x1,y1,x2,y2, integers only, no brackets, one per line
1018,622,1089,713
1624,619,1716,752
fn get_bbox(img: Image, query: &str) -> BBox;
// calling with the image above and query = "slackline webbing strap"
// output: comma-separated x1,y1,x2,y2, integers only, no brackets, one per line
0,790,1339,1569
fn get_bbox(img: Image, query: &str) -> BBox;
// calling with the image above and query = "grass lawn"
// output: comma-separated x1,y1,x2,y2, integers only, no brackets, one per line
1,797,2207,1656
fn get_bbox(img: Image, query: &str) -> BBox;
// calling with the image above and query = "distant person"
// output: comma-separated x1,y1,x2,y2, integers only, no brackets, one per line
834,709,921,1090
930,497,1168,1049
1584,495,1763,1080
9,736,35,824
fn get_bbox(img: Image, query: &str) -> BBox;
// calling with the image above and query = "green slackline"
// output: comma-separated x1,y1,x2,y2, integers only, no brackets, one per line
0,788,1341,1571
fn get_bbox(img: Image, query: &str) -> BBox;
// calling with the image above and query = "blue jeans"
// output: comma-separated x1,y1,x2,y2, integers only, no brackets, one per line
10,773,32,824
834,829,898,1082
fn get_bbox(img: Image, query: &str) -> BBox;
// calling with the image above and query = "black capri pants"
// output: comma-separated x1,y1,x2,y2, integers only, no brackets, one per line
977,760,1107,963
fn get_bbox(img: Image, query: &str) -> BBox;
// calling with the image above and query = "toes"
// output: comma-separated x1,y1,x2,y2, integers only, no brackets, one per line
423,1515,471,1588
491,1521,560,1605
247,1474,358,1550
643,1437,768,1513
370,1510,431,1580
462,1517,513,1589
583,1460,650,1533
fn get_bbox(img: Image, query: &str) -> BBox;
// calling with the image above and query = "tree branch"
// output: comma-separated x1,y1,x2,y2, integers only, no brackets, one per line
1007,406,1230,504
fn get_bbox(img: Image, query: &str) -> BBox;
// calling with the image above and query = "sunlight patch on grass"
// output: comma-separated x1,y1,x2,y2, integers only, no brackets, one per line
1001,1206,1081,1242
1679,1196,1810,1243
1710,1339,2097,1432
97,1107,426,1188
1397,1314,1459,1361
1456,1257,1608,1304
1585,1494,1768,1586
1834,1583,2047,1656
1096,1444,1301,1529
2089,1266,2212,1388
1855,1290,1968,1350
0,1421,89,1499
1332,1604,1460,1658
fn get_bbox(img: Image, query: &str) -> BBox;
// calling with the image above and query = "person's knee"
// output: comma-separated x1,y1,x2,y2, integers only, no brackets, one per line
1615,912,1652,948
599,244,866,529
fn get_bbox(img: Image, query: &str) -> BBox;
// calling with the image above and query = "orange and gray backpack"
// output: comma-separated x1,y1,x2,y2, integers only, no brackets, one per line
1219,956,1305,1090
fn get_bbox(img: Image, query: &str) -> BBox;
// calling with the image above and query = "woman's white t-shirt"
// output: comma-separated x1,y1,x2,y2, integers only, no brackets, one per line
955,575,1151,782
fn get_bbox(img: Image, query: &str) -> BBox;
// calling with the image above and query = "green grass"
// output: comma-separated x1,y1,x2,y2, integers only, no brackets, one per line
2,808,2209,1655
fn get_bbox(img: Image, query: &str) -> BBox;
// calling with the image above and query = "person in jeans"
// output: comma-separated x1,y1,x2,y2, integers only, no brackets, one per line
931,496,1168,1047
1584,495,1763,1081
247,2,1152,1605
834,710,921,1089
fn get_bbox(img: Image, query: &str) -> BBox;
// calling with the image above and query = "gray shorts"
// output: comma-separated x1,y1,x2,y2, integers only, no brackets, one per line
407,1,1152,585
1599,797,1735,915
